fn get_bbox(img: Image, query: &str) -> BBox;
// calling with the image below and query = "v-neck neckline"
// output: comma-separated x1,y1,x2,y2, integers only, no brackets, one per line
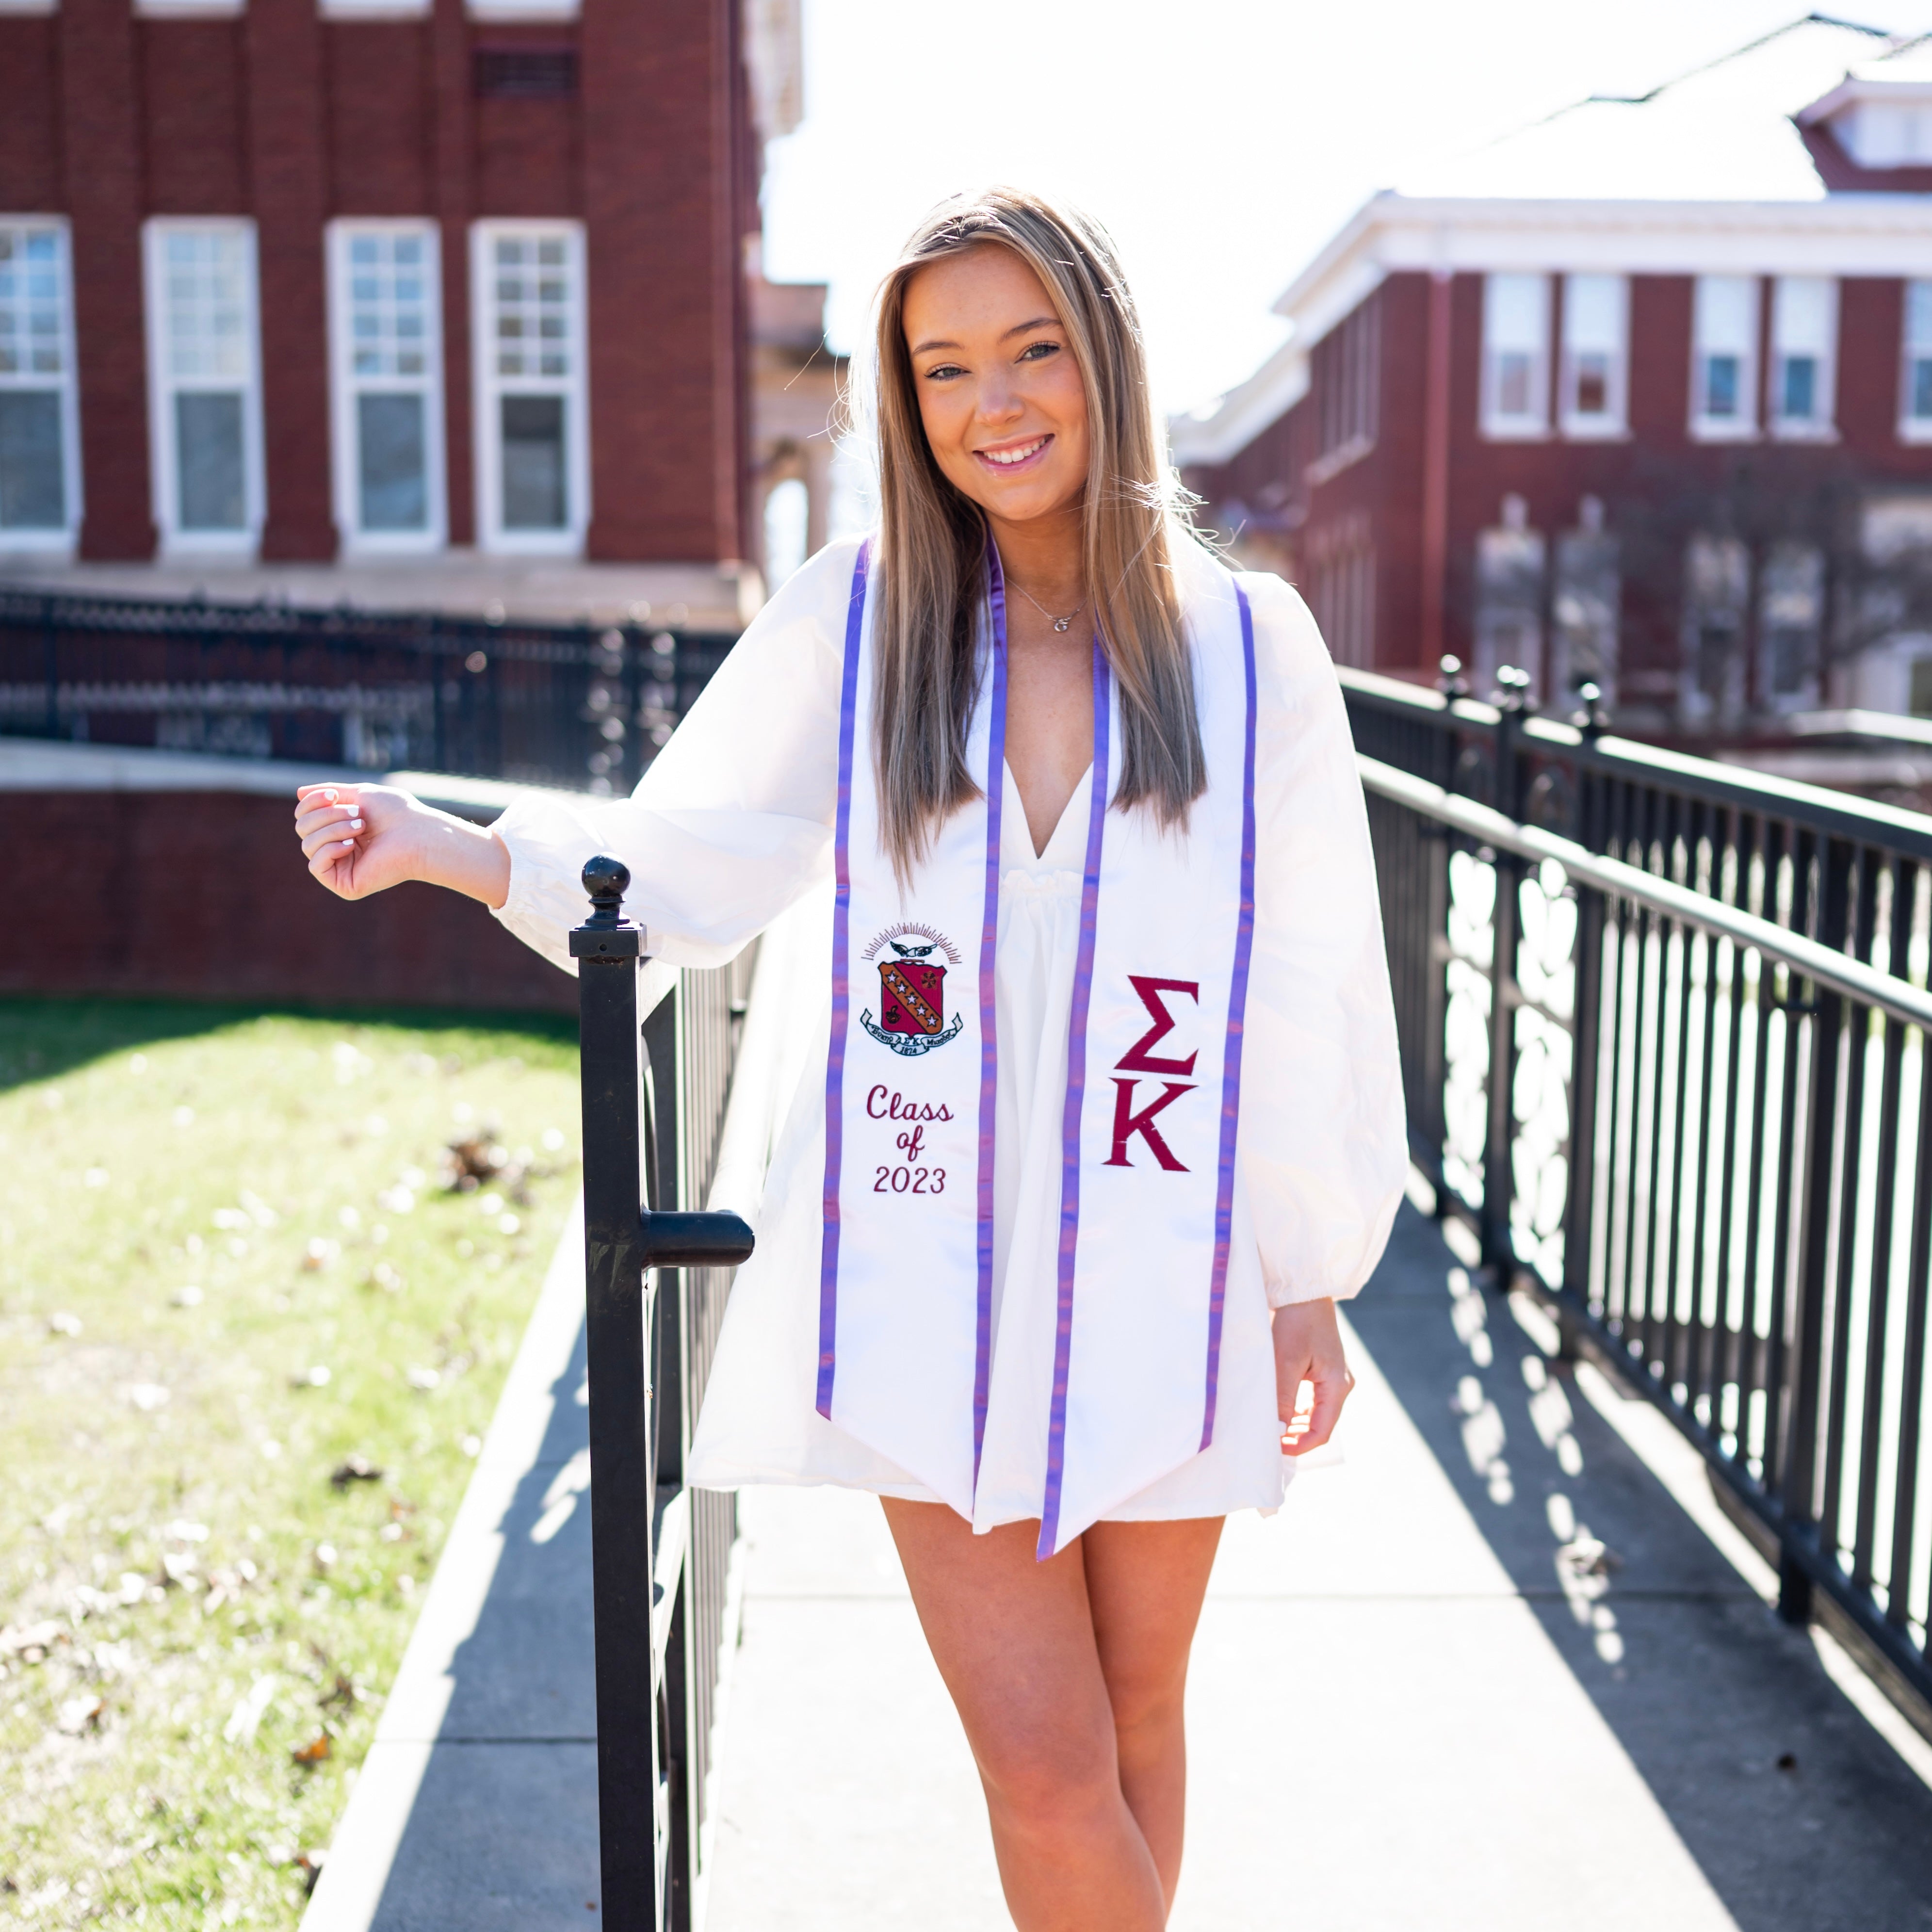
1004,760,1092,866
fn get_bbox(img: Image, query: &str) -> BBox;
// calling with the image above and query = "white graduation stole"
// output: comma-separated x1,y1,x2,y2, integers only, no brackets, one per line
818,538,1257,1556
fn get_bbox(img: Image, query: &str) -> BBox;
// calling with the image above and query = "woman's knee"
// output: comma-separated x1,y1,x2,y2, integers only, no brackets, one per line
974,1714,1122,1831
1100,1656,1188,1748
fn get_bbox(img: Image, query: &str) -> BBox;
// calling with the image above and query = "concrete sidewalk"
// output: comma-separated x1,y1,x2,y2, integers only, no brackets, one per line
702,1201,1932,1932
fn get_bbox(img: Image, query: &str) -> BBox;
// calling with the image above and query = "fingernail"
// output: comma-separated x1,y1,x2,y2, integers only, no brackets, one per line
324,789,337,802
350,818,364,831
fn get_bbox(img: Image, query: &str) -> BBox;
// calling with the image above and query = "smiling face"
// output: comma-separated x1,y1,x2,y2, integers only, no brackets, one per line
900,244,1090,534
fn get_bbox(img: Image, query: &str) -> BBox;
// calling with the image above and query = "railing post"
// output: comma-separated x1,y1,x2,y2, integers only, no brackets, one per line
1558,686,1610,1360
1778,837,1851,1624
1479,665,1532,1274
571,858,659,1932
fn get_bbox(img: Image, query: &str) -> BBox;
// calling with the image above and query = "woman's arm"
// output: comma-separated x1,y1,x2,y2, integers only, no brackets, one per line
1238,569,1408,1304
293,782,511,907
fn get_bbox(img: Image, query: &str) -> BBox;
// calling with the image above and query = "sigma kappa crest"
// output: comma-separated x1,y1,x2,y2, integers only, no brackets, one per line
860,923,965,1057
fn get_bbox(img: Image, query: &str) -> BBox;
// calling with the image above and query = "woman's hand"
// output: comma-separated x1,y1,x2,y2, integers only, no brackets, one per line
1272,1297,1354,1456
293,783,512,909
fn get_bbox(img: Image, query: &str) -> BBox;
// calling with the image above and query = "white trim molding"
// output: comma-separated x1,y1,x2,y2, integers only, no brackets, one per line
0,215,82,556
327,218,447,557
142,217,265,558
470,219,589,557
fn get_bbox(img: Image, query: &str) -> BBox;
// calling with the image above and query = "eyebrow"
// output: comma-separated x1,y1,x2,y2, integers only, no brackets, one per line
909,316,1062,356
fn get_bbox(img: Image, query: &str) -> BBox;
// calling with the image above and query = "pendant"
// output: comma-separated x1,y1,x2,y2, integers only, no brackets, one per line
1053,616,1071,632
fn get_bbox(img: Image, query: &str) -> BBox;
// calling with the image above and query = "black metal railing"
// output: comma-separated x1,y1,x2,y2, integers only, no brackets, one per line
0,586,737,791
572,858,756,1931
1344,661,1932,1727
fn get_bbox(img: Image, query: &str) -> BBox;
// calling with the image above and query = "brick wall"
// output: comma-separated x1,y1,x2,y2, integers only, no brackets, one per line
0,0,750,568
0,788,574,1015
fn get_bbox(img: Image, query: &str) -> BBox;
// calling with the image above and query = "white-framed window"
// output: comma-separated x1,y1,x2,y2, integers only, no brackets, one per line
1558,273,1627,438
471,220,588,554
143,219,264,552
1690,275,1759,440
327,220,445,554
1759,541,1824,712
0,219,81,551
1681,534,1750,726
1900,281,1932,443
1474,494,1546,693
1770,276,1836,439
1480,273,1550,439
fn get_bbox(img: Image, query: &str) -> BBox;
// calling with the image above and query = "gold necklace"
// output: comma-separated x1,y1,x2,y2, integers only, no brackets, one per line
1009,580,1086,633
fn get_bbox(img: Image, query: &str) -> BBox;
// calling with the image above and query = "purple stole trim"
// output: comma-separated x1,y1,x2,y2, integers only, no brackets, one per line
1037,642,1112,1561
815,540,870,1419
973,544,1009,1490
1200,584,1259,1449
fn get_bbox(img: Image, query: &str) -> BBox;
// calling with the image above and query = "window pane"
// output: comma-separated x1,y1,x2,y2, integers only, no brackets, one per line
176,390,246,530
1773,277,1833,356
1913,355,1932,420
1485,274,1546,352
0,390,64,529
357,392,427,531
500,394,565,529
1564,274,1623,351
1781,356,1817,421
164,230,250,384
1695,276,1755,353
1909,282,1932,354
1498,352,1531,417
1574,351,1610,416
1704,355,1740,418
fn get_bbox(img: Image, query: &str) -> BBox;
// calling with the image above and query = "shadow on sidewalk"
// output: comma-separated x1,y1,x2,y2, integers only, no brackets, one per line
367,1318,602,1931
1349,1201,1932,1932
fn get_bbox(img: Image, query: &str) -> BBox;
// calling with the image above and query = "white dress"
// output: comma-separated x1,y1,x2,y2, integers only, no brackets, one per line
488,532,1408,1527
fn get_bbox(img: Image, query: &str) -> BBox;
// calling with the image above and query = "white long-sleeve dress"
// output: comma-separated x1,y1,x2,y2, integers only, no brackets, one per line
489,531,1408,1528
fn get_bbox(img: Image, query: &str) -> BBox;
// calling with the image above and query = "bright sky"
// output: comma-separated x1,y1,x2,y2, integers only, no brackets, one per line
761,0,1932,422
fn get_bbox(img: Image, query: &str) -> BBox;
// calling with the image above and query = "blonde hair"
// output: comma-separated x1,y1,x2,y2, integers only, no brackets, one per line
868,186,1203,881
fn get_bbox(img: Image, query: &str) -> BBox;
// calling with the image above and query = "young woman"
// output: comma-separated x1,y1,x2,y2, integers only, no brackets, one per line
293,187,1406,1931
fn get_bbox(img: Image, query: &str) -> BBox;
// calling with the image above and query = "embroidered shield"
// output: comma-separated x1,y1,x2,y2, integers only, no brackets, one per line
859,930,965,1056
878,956,946,1038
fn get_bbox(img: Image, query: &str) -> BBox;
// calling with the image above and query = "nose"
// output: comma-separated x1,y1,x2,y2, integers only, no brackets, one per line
976,367,1024,428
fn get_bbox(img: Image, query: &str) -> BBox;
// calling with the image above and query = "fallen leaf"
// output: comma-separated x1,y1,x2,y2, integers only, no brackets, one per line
295,1848,327,1893
329,1455,383,1491
291,1734,332,1766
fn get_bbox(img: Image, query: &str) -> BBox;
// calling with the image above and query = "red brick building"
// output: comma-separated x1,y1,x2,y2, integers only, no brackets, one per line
0,0,802,626
1175,18,1932,736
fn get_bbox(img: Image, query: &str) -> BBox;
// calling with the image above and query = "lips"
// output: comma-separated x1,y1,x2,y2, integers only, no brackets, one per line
974,434,1052,473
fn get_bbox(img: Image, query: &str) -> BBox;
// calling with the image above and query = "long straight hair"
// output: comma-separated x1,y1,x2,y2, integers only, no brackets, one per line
869,187,1203,881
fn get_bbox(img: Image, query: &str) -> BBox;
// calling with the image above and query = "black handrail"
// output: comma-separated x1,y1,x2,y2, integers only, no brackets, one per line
1344,661,1932,1734
571,856,755,1932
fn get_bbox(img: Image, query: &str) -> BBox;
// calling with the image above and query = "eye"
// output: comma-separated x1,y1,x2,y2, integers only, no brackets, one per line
923,361,966,382
1018,340,1060,362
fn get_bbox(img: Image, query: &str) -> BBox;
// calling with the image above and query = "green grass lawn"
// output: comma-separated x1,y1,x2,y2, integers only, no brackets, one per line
0,998,582,1927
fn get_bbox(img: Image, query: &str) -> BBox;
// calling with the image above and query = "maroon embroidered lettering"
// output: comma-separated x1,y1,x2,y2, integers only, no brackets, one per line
1117,977,1200,1076
1104,1078,1194,1171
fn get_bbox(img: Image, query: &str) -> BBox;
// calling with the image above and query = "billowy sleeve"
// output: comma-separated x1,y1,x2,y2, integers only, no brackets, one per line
487,538,855,974
1238,571,1407,1306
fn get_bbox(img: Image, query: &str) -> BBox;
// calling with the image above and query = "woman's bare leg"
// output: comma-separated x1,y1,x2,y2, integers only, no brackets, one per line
1082,1517,1223,1912
881,1499,1221,1931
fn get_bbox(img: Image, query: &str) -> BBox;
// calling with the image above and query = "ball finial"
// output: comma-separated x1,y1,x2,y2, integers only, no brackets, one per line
581,855,631,925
